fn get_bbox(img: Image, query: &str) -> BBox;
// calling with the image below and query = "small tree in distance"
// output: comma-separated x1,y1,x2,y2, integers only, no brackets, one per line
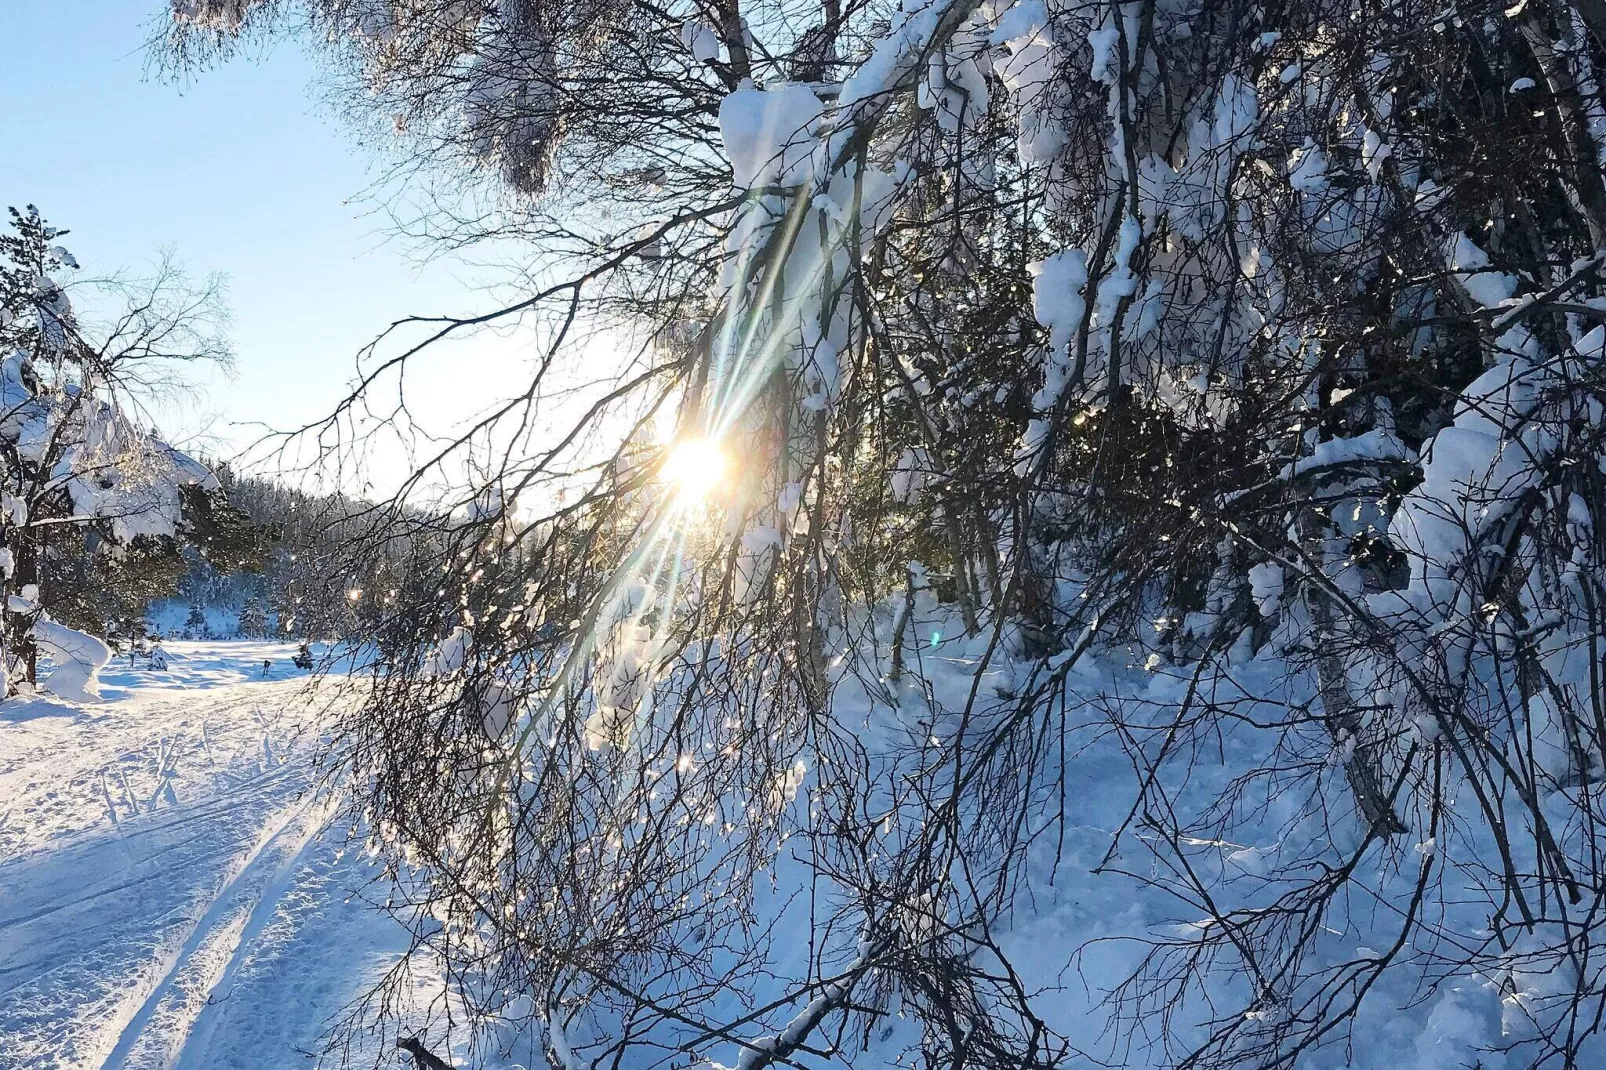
182,602,208,640
237,594,267,638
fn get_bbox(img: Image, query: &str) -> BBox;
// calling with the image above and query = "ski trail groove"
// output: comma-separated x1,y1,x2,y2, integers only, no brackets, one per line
93,796,320,1070
167,800,341,1070
0,649,397,1070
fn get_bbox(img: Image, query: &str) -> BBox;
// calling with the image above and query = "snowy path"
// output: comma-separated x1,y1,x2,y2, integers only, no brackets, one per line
0,643,408,1070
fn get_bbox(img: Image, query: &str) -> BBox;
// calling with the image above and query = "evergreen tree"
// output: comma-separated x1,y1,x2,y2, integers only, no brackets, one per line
236,595,267,638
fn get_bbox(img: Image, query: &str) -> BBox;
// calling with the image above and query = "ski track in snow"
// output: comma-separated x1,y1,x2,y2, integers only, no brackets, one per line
0,642,407,1070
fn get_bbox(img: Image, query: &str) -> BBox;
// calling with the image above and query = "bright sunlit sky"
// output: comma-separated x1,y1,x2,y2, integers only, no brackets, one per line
0,1,542,491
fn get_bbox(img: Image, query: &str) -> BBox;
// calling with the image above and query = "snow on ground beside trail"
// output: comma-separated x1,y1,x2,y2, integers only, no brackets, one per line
0,641,418,1070
95,640,326,697
0,633,1523,1070
746,597,1523,1070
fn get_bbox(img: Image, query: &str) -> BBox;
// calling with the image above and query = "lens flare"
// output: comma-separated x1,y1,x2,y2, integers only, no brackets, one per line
661,438,728,502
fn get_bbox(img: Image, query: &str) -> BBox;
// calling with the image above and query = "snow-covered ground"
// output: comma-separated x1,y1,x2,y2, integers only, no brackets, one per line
0,641,411,1070
0,637,1528,1070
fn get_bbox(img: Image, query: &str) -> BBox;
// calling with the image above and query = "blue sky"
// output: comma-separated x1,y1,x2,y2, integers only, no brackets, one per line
0,1,528,484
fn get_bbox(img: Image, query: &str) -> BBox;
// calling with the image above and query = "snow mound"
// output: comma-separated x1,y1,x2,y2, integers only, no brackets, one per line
34,618,111,703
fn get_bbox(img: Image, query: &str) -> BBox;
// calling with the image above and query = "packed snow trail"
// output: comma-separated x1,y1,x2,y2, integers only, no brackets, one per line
0,642,410,1070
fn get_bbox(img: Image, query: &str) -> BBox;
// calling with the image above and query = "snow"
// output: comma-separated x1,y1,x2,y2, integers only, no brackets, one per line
679,20,721,63
0,348,219,547
718,84,823,190
422,624,473,677
1029,248,1088,373
992,0,1062,164
0,641,420,1070
890,447,935,501
170,0,263,31
730,601,1542,1070
988,0,1045,47
734,524,783,605
129,4,1606,1068
32,618,111,703
1093,214,1142,327
1086,26,1120,84
1288,138,1329,193
1448,231,1517,309
835,0,975,116
1020,247,1090,462
145,598,263,641
1360,126,1391,181
1276,426,1414,481
1212,74,1258,147
1248,561,1284,616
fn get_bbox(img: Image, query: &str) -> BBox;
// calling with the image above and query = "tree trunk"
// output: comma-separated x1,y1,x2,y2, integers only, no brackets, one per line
7,524,39,688
1300,509,1406,836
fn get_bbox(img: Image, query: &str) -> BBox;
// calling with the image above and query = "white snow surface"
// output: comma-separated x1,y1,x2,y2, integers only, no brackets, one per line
32,618,112,703
0,624,1560,1070
718,83,823,190
0,641,420,1070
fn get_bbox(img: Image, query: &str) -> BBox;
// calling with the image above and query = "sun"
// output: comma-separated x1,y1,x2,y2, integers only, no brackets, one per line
660,437,728,502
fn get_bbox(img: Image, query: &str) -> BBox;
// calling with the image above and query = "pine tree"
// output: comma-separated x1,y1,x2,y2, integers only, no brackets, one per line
236,596,267,639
